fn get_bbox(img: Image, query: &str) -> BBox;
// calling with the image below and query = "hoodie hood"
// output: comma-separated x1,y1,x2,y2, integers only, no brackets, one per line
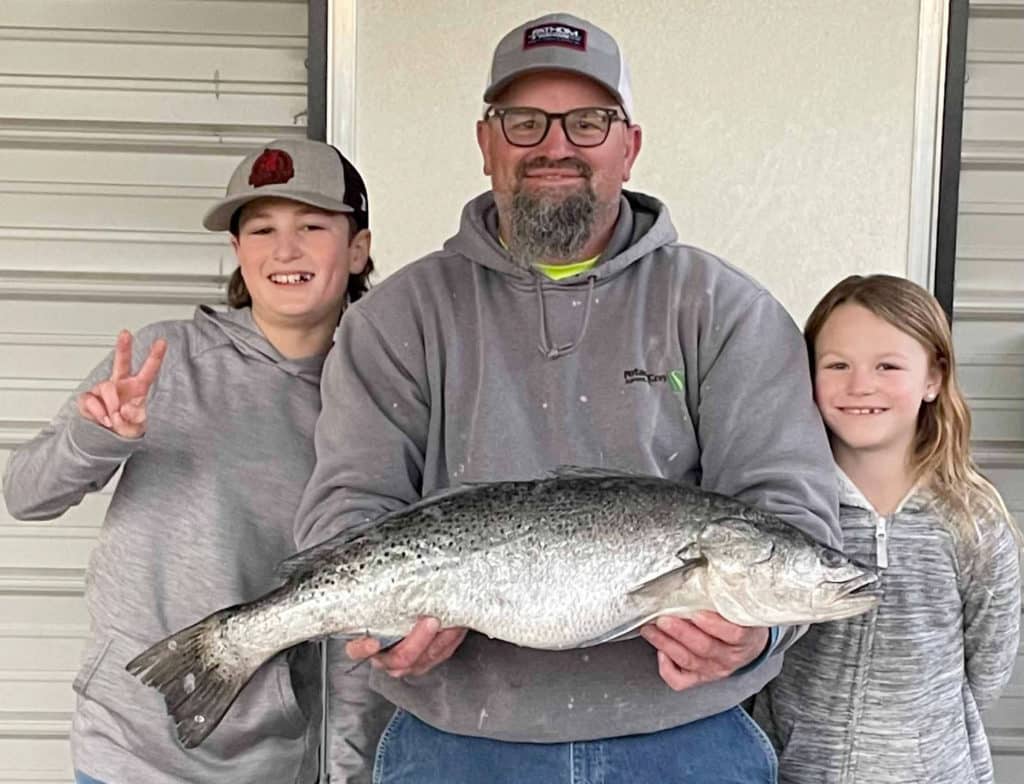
440,190,679,360
442,189,678,285
193,305,326,384
836,465,931,516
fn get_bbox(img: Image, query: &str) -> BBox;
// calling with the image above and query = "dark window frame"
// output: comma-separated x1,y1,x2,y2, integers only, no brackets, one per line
307,0,328,141
934,0,970,323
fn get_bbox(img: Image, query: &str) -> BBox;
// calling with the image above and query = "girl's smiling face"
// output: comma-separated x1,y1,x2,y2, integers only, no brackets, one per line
813,303,941,460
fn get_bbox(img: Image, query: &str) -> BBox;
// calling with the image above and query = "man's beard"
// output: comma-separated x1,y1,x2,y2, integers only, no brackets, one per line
504,157,599,269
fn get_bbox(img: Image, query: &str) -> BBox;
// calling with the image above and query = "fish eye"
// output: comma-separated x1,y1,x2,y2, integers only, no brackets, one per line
820,549,846,568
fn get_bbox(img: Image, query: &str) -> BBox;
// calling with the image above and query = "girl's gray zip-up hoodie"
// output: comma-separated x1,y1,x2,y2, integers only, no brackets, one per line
295,190,840,774
2,307,323,784
754,469,1021,784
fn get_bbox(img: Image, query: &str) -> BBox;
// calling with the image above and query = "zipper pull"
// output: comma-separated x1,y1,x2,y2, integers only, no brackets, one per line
875,516,889,569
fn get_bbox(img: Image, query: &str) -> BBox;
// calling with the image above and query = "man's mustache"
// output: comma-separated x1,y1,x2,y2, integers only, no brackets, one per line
516,157,593,179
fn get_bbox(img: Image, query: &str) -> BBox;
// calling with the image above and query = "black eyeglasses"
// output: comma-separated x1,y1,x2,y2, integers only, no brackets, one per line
484,106,627,148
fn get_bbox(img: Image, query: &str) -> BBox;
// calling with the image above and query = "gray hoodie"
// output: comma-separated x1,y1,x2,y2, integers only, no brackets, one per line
754,469,1021,784
295,191,839,774
3,307,323,784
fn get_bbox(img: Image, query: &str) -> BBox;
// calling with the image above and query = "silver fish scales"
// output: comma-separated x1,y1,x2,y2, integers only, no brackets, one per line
127,468,877,747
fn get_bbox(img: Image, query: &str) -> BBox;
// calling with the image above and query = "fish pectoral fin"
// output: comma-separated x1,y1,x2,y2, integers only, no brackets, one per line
581,561,706,648
625,557,705,599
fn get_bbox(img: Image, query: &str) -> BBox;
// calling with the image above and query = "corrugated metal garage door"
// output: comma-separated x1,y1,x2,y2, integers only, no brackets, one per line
955,2,1024,780
0,2,308,780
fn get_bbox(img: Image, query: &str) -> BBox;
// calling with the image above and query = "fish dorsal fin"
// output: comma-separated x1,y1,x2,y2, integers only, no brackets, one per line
275,482,496,581
546,465,662,482
275,520,382,580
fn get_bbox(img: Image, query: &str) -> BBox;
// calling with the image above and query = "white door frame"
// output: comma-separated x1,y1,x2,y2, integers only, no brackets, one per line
326,0,951,289
326,0,358,156
906,0,952,289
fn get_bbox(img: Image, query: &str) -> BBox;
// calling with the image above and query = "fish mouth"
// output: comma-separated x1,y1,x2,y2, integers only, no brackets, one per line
835,572,880,600
808,572,882,621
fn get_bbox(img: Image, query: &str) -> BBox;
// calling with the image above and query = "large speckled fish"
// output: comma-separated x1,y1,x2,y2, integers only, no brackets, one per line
127,468,877,747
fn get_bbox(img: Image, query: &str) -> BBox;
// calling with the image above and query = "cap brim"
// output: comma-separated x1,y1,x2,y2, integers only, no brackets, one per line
202,187,355,231
483,64,626,109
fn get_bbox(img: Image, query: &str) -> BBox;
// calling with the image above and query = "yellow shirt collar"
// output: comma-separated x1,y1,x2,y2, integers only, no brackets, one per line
497,235,599,280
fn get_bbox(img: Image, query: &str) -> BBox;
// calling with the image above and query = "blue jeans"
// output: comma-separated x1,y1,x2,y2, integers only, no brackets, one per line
74,773,106,784
373,707,777,784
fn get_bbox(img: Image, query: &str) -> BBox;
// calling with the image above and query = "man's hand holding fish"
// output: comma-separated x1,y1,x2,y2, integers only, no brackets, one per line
353,618,468,679
640,612,770,691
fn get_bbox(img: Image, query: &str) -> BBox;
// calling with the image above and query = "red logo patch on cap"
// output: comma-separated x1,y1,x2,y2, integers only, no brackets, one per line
249,148,295,188
523,24,587,51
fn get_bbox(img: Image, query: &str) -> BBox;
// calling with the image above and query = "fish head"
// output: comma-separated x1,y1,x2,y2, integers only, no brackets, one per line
688,518,880,626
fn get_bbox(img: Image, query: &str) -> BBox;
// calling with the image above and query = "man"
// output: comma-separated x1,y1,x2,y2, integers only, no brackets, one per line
295,12,839,783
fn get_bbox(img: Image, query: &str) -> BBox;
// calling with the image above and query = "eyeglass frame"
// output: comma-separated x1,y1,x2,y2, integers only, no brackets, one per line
483,105,629,148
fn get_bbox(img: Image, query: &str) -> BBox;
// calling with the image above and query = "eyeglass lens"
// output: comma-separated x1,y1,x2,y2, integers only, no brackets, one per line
500,108,615,147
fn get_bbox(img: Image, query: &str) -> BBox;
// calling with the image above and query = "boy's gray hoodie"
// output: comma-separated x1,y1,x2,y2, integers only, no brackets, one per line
295,191,840,774
754,470,1021,784
3,307,323,784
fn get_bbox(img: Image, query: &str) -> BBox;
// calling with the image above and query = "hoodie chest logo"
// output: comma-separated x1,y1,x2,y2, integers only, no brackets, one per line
624,368,685,394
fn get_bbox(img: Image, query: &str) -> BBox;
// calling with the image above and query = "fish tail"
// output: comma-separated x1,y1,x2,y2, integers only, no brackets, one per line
126,608,264,748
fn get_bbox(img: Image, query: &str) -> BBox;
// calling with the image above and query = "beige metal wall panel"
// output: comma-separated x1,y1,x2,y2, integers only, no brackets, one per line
0,1,308,780
960,2,1024,780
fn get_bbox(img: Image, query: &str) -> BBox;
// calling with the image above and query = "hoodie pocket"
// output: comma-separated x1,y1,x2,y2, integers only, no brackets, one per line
282,641,320,726
77,632,314,750
776,720,840,784
917,722,977,784
72,638,112,697
274,651,308,729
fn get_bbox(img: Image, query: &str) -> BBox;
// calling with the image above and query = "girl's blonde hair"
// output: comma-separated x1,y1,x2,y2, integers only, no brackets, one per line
804,274,1018,544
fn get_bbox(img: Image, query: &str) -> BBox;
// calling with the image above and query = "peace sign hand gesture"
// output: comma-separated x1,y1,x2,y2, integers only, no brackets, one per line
77,330,167,439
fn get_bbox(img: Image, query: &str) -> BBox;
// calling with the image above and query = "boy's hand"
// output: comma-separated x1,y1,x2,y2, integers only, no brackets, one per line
77,330,167,439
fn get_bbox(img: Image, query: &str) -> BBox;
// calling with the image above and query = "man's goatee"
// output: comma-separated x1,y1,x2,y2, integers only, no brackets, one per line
507,187,597,269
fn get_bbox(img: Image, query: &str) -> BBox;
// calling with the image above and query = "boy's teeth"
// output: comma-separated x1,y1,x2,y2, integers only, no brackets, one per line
270,273,313,284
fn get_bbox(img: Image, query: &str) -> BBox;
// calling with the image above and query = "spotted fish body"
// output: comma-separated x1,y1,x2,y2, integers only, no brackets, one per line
127,469,878,747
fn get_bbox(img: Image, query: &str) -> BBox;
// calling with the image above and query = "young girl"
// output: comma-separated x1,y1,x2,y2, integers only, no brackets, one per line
754,274,1021,784
2,138,372,784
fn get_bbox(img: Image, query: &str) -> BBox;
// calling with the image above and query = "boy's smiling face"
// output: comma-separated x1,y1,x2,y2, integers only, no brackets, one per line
231,197,368,334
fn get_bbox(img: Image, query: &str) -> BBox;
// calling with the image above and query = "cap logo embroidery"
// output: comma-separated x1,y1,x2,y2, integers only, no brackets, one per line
523,24,587,51
248,148,295,188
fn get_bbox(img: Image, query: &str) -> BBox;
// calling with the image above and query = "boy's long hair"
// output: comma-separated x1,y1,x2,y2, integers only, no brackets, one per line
804,274,1018,543
226,212,372,309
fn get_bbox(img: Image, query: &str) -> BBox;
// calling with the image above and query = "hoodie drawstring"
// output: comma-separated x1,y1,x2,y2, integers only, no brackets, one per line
535,275,596,360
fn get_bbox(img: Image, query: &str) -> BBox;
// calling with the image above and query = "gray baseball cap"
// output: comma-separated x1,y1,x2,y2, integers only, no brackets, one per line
483,13,633,120
203,138,369,232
